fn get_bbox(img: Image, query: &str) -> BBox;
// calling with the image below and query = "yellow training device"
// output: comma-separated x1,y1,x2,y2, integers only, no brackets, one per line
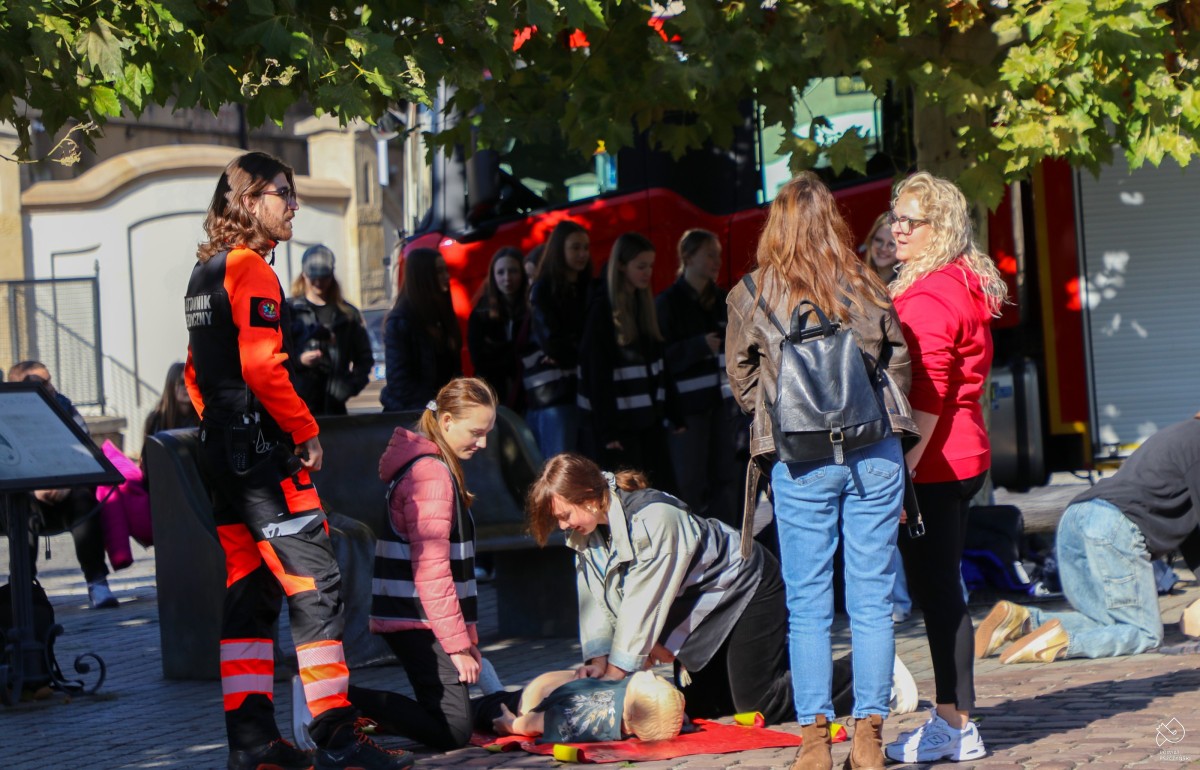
552,744,580,762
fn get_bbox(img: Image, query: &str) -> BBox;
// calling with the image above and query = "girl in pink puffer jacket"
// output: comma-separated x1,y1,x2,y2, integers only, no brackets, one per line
348,377,497,750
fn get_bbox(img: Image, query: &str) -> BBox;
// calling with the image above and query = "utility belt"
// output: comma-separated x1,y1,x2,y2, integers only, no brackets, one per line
200,410,302,478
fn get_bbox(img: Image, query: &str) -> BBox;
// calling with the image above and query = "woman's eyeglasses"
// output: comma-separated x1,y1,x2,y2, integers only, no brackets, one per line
887,210,930,235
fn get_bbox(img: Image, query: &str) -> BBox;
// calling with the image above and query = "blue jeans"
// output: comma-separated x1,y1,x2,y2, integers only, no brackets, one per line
890,547,911,617
525,404,579,459
772,437,904,722
1027,499,1162,658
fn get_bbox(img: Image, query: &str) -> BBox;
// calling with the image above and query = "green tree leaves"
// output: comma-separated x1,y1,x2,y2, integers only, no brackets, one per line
4,0,1200,207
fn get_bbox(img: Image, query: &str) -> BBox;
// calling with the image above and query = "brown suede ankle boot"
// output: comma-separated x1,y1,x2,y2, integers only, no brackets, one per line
843,714,885,770
791,714,833,770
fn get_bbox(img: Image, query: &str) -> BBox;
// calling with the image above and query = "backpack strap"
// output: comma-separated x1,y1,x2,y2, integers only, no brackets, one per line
385,454,436,504
740,274,786,336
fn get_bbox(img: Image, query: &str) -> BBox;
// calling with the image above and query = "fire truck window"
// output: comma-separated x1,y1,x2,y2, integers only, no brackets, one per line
758,76,882,204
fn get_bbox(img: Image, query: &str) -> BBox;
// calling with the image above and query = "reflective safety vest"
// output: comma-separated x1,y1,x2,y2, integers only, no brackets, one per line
370,455,478,626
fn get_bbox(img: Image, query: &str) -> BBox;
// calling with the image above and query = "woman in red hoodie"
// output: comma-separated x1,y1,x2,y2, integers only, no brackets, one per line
882,172,1007,765
350,377,498,750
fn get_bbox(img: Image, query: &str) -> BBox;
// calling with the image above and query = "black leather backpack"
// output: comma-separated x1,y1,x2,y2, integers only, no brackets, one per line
743,275,890,465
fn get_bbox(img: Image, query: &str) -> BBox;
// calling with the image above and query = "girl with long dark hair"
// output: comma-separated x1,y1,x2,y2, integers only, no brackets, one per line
524,221,592,455
381,248,463,412
467,246,530,409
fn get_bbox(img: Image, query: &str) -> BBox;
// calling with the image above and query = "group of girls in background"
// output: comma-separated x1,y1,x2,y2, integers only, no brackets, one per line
382,218,739,522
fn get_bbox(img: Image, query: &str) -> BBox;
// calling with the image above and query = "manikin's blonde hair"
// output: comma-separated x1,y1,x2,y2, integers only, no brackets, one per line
888,171,1007,315
623,671,685,742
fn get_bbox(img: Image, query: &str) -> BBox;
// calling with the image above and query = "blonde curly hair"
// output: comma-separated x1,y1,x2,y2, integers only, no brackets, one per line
888,171,1007,316
623,671,685,742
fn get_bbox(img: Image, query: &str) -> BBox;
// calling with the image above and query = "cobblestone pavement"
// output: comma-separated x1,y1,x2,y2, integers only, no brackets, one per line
3,524,1199,769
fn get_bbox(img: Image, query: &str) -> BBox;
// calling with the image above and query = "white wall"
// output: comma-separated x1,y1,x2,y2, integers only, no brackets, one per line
23,146,350,449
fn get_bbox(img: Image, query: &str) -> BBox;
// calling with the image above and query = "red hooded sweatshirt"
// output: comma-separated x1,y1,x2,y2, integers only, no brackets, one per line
893,258,993,483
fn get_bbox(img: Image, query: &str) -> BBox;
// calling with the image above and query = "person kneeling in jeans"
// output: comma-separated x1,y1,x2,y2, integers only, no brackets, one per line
976,415,1200,664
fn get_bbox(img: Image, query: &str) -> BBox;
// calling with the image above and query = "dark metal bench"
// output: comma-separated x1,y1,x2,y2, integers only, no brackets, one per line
145,407,576,681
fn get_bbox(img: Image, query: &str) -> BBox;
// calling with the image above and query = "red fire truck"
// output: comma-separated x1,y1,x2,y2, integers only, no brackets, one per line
393,77,1199,491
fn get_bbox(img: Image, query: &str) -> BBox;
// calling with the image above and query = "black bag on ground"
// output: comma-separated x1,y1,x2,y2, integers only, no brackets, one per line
0,579,57,690
742,275,889,465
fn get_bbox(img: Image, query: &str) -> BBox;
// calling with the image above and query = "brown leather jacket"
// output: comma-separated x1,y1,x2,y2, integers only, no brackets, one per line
725,269,916,459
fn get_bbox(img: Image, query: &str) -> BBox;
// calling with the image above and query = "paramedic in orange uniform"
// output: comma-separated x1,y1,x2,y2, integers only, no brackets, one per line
184,151,413,770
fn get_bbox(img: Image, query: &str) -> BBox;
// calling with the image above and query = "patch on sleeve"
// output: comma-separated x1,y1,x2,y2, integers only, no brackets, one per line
250,297,280,328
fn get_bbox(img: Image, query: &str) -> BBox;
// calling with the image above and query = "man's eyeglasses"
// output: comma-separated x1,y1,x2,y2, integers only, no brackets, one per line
887,210,930,235
260,186,298,206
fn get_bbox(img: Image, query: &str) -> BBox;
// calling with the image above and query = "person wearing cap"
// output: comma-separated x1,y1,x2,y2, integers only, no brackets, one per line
288,245,375,415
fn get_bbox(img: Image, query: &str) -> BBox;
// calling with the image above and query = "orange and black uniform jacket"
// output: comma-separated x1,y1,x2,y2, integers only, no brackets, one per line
184,245,318,445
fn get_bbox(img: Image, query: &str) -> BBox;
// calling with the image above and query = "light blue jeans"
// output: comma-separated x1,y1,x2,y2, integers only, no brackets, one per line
1027,499,1163,658
525,404,579,459
772,437,904,722
890,548,911,617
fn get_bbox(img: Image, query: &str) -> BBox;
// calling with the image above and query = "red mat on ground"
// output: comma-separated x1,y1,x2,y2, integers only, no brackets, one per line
470,718,845,764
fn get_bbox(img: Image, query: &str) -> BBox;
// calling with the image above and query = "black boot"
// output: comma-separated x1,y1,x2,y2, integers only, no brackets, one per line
227,738,313,770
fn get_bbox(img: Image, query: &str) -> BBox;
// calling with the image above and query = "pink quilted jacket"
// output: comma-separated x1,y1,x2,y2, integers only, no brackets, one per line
370,426,478,653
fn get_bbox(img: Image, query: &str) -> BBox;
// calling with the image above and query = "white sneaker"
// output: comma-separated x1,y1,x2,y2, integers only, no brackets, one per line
478,656,505,695
87,580,119,609
889,655,919,715
291,675,317,751
884,709,987,763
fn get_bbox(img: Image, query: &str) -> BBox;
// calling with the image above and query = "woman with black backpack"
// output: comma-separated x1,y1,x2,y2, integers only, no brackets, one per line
726,172,912,770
